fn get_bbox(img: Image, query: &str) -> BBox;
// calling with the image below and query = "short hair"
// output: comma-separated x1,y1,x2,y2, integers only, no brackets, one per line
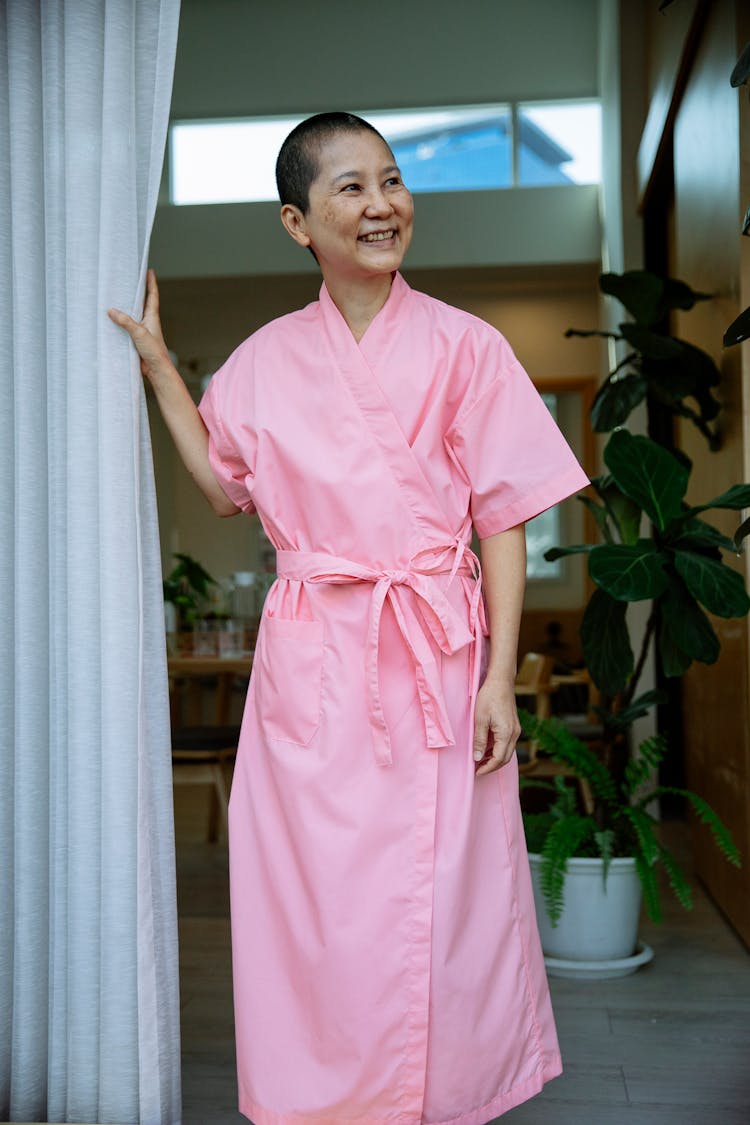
275,112,392,214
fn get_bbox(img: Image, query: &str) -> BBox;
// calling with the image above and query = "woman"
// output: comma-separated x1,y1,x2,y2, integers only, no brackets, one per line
110,112,588,1125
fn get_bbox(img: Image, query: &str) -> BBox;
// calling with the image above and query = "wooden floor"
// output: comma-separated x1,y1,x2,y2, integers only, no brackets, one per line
176,790,750,1125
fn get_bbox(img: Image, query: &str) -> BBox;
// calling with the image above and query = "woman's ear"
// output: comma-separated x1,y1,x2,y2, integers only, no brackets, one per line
280,204,311,248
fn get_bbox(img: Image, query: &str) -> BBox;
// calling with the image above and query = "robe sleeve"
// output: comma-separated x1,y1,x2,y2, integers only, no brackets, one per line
446,331,589,538
198,355,257,515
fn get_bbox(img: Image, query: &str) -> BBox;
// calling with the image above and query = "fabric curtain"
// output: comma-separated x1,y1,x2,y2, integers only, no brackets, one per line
0,2,182,1122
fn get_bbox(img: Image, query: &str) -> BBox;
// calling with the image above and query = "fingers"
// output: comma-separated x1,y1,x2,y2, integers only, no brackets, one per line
474,715,520,777
107,307,137,332
145,268,160,315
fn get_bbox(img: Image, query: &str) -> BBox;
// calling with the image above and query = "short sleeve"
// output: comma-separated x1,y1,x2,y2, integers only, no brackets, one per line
198,354,257,515
446,333,589,538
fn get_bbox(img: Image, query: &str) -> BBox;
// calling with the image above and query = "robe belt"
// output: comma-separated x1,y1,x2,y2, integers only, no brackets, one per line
275,542,485,767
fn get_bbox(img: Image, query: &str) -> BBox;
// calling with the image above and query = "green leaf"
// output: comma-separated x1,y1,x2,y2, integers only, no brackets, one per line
565,328,621,340
620,323,683,360
604,430,689,530
600,270,665,324
660,576,720,665
647,788,742,867
659,618,692,678
730,40,750,87
593,829,615,886
580,588,634,696
689,484,750,513
624,734,669,797
517,710,621,809
735,515,750,549
578,495,614,543
673,517,737,555
660,278,712,312
544,544,594,562
657,844,693,911
592,476,642,544
674,551,750,618
724,306,750,346
601,689,668,731
589,541,668,601
590,373,648,432
540,816,598,925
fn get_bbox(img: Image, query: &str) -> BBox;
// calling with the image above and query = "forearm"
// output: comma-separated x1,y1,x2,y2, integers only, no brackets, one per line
149,363,239,517
479,523,527,684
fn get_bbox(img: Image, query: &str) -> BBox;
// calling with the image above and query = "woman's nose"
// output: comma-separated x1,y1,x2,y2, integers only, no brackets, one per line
364,188,393,216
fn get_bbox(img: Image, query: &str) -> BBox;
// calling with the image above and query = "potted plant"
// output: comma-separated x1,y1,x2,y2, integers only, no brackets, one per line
521,270,748,976
519,715,741,977
163,552,218,650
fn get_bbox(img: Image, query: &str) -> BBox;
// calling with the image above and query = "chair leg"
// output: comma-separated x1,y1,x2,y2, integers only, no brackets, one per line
207,761,230,843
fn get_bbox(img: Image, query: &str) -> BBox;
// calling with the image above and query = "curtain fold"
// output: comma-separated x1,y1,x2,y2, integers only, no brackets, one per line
0,3,182,1122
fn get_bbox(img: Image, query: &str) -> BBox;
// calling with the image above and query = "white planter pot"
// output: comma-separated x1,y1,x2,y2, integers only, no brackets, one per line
529,853,653,979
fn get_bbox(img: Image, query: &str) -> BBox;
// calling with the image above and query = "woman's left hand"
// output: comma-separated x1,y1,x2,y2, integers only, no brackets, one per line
473,676,521,776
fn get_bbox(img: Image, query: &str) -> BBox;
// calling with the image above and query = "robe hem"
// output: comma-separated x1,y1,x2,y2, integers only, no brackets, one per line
238,1055,562,1125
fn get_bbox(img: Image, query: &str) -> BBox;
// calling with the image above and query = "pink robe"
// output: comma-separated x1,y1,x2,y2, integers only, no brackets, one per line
198,273,589,1125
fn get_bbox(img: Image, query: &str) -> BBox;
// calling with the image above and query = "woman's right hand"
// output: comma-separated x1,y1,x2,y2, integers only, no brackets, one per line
108,268,174,382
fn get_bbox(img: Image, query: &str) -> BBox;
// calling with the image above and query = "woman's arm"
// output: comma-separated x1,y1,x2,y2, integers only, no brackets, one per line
108,270,239,518
473,523,526,776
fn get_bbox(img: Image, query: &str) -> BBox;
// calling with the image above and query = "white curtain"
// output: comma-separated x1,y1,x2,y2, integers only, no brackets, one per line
0,2,182,1122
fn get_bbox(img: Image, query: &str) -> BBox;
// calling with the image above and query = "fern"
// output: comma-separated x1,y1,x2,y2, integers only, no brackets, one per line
623,735,668,799
621,806,660,868
642,787,742,866
657,842,693,911
540,815,596,925
594,828,615,886
635,851,662,923
518,709,620,808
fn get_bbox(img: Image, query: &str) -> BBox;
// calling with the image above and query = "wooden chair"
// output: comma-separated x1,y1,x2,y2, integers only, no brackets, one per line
169,663,248,843
515,654,595,815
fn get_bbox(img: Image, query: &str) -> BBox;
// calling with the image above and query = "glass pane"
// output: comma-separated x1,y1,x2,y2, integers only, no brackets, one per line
526,395,562,579
381,107,512,193
170,105,514,205
517,101,601,186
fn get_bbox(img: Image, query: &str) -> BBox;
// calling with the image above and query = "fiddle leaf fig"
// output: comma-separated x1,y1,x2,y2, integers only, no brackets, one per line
687,483,750,514
673,551,750,618
673,517,736,555
580,588,634,696
735,515,750,549
590,373,648,432
577,495,614,542
604,430,688,530
724,306,750,346
589,541,668,601
660,578,720,667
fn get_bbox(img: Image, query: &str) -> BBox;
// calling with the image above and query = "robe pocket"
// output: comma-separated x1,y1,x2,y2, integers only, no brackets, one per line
256,616,324,746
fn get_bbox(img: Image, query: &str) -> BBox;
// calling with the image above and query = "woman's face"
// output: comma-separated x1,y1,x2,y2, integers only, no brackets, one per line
284,130,414,284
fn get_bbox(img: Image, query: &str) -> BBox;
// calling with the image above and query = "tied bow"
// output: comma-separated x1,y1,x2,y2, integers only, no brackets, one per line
275,542,484,766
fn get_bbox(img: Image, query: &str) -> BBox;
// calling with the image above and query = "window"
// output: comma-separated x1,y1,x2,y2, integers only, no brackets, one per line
169,101,601,206
525,395,562,580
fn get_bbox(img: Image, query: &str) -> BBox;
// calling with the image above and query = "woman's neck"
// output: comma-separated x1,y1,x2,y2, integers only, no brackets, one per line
323,272,394,343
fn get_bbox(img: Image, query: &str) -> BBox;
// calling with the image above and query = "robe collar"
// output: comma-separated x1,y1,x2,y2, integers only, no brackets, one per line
317,272,410,360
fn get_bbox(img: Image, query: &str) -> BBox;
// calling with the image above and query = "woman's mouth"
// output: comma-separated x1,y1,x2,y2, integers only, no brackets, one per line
359,230,396,243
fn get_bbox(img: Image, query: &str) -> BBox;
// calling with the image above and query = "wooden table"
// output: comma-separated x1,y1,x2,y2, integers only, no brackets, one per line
168,654,253,726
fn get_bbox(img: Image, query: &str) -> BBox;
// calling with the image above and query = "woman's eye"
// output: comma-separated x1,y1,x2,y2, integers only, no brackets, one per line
341,183,360,192
386,176,403,187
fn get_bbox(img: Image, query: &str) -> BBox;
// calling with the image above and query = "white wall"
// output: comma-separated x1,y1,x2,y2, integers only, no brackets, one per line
171,0,599,120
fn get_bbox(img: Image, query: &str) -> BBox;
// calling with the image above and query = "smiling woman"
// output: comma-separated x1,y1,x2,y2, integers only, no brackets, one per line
110,110,589,1125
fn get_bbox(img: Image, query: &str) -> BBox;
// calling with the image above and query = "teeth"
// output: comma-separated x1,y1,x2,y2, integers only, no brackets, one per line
362,231,394,242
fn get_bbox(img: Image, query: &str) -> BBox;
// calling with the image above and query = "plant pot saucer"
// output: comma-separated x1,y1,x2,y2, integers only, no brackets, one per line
543,940,654,980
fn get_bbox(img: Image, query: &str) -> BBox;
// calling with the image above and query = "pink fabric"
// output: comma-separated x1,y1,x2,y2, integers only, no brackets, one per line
198,274,589,1124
